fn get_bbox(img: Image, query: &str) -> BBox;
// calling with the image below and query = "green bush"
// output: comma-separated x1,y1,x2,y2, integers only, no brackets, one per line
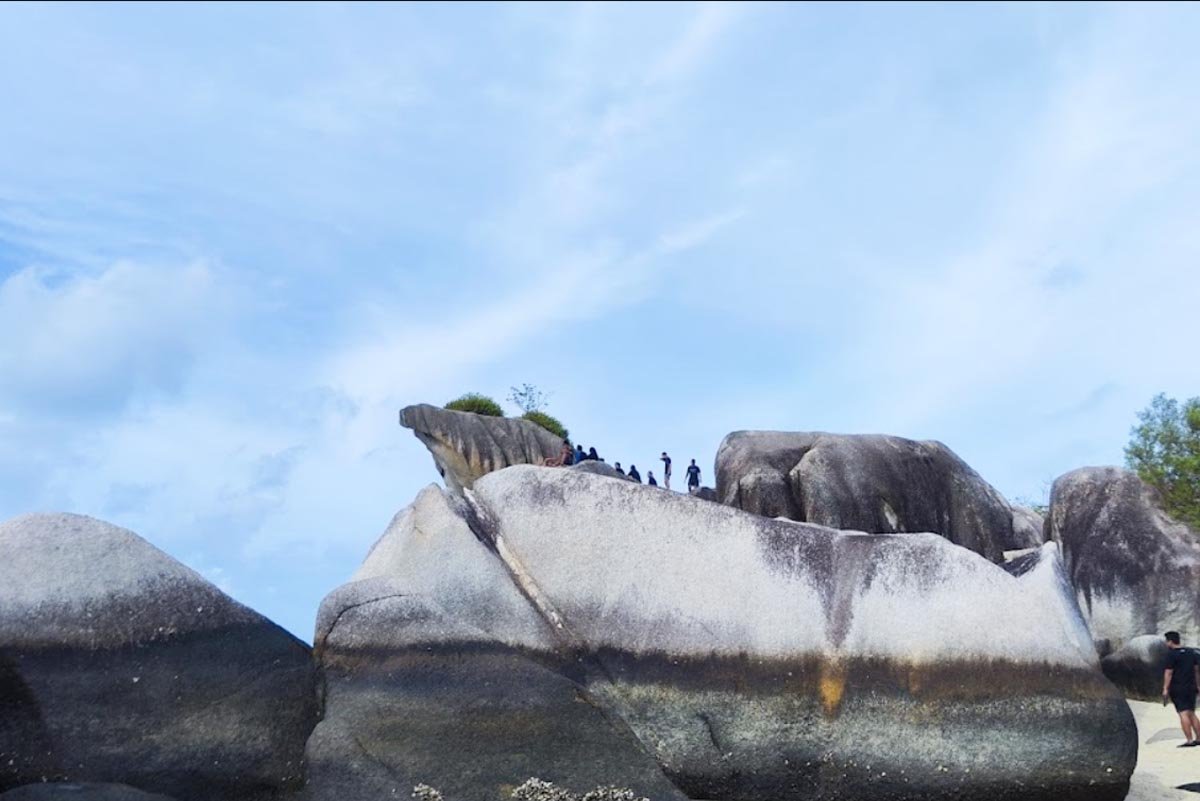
445,393,504,417
522,410,569,441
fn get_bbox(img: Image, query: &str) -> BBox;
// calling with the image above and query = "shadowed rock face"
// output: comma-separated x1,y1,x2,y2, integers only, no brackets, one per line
400,403,566,491
1100,635,1172,701
715,431,1025,562
0,514,317,801
311,467,1136,801
1048,467,1200,657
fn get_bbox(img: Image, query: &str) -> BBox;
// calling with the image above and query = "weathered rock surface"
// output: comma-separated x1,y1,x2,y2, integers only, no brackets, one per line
0,513,317,801
1048,467,1200,656
399,403,564,491
1100,635,1172,701
0,785,177,801
1011,505,1047,550
570,460,634,481
715,431,1027,561
313,466,1136,801
305,487,687,801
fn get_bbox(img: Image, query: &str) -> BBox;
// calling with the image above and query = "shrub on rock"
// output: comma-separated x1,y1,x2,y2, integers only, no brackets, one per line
445,393,505,417
521,410,568,441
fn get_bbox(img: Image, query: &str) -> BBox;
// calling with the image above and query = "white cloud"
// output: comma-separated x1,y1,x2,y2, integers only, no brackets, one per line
0,260,226,414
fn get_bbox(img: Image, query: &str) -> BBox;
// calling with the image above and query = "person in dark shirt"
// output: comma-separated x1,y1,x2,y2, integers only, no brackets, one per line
686,459,701,492
628,465,642,483
647,471,658,487
614,462,625,476
588,447,600,461
575,445,586,464
1163,631,1200,746
660,452,672,490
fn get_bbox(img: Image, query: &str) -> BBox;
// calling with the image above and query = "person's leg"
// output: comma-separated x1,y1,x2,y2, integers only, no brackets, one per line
1185,710,1200,742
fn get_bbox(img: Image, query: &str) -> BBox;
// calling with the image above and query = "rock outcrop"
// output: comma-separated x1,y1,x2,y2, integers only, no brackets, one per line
1100,635,1171,701
0,513,317,801
305,487,687,801
1011,505,1047,551
399,403,565,491
1048,467,1200,656
311,466,1136,801
715,431,1027,562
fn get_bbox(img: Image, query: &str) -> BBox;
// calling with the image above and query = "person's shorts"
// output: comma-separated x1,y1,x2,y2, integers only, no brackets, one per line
1171,690,1197,713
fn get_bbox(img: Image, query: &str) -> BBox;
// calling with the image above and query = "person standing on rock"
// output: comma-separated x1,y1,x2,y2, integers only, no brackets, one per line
628,465,642,483
1163,631,1200,746
686,459,701,493
660,452,672,489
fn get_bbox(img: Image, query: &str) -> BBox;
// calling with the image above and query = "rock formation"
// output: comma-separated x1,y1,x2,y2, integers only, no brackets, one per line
399,403,565,491
1010,505,1047,551
304,486,687,801
715,431,1029,561
1047,467,1200,656
0,513,317,801
310,465,1136,801
1100,635,1171,701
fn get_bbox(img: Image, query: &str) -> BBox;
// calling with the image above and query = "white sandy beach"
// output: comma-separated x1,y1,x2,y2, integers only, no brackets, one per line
1128,700,1200,801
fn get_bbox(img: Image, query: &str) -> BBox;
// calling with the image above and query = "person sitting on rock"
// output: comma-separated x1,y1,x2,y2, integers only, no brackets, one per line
628,465,642,483
588,447,600,461
647,471,658,487
1163,631,1200,746
614,462,625,476
542,441,573,468
574,444,586,464
686,459,701,493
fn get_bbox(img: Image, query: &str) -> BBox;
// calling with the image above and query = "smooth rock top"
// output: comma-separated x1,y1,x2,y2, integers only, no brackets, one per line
467,466,1098,667
400,403,564,491
1048,466,1200,654
0,513,259,647
715,430,1023,561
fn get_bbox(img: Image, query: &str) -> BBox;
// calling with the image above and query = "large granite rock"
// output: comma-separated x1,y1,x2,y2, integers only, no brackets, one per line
1048,467,1200,656
0,785,177,801
304,487,687,801
0,514,317,801
399,403,565,491
313,467,1136,801
1100,635,1171,701
715,431,1027,562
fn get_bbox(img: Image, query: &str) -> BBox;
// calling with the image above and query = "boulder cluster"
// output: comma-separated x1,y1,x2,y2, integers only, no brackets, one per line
2,402,1195,801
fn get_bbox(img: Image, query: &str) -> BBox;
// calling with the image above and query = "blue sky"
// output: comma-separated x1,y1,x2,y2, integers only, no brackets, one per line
1,2,1197,640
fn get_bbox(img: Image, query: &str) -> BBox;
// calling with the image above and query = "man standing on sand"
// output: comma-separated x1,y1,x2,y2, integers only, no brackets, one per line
1163,631,1200,747
660,452,672,490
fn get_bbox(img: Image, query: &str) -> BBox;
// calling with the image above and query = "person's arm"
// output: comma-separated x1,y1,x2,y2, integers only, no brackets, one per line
1164,666,1174,700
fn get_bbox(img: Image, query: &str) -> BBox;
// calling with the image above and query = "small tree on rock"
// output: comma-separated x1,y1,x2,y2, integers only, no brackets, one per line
508,383,551,415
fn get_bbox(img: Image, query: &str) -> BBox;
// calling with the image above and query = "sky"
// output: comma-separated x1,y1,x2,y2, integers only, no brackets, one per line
1,2,1197,641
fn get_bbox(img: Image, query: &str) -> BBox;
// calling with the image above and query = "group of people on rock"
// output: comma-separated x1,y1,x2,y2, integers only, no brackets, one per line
545,444,704,492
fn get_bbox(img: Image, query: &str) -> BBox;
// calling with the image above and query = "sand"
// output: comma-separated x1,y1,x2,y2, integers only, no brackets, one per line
1127,700,1200,800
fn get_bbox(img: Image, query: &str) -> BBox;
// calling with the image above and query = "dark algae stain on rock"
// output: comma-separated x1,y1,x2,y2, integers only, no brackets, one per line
0,513,317,801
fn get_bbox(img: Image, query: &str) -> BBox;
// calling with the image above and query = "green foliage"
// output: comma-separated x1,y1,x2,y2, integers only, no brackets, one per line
1125,392,1200,529
522,410,569,441
508,383,551,414
444,393,504,417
